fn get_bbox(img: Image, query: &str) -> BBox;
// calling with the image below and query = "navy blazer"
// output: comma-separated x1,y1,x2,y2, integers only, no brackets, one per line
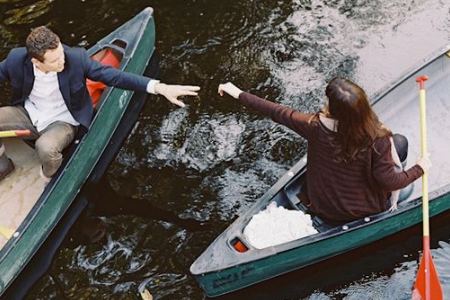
0,45,151,129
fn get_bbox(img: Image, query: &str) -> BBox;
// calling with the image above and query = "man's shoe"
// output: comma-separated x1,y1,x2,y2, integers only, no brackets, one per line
0,159,15,182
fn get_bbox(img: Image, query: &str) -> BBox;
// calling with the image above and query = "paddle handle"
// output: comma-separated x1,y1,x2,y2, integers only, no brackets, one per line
0,130,31,138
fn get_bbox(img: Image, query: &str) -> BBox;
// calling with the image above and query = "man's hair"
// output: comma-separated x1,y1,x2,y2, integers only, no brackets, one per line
26,26,60,62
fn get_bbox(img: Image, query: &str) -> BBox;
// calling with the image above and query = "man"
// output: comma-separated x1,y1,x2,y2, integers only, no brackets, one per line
0,26,200,182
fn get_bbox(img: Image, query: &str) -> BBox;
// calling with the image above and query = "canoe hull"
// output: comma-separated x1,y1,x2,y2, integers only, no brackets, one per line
1,58,158,300
0,8,156,298
195,191,450,297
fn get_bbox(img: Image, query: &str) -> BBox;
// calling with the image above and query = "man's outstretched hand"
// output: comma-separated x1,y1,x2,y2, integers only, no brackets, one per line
155,83,200,107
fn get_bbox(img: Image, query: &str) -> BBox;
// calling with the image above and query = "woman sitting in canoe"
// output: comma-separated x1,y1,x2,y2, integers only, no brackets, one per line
218,78,430,224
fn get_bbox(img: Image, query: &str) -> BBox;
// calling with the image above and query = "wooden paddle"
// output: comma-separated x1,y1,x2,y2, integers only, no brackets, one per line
412,76,443,300
0,130,31,138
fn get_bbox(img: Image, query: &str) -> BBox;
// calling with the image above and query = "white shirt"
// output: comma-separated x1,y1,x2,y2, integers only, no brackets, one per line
147,79,159,94
24,64,159,132
24,65,79,132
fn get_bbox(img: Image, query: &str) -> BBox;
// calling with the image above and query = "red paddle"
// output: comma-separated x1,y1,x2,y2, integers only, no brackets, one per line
0,130,31,138
412,76,443,300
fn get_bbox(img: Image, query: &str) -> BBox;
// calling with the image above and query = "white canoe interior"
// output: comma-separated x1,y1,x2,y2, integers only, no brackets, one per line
0,139,45,249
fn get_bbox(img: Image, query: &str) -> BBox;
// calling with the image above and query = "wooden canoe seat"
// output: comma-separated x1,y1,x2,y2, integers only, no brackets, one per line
86,48,121,107
284,174,337,232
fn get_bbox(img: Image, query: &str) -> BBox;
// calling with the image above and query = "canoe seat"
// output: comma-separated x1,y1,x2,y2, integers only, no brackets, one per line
284,178,338,232
87,48,121,107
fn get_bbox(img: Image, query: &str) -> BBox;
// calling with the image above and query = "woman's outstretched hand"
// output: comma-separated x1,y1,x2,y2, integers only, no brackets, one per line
155,83,200,107
218,82,243,99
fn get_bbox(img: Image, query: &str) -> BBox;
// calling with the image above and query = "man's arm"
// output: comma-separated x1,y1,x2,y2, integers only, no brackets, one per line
83,49,200,107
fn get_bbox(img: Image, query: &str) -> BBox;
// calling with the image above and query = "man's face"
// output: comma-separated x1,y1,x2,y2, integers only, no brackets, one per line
32,43,65,73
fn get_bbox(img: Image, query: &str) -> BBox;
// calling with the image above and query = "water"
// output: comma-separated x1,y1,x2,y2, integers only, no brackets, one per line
1,0,450,299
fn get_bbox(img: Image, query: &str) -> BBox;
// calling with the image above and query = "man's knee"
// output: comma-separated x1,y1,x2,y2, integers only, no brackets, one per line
35,123,76,161
35,137,63,162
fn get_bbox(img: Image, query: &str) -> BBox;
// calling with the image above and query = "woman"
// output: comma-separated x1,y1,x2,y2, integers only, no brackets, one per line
218,78,430,224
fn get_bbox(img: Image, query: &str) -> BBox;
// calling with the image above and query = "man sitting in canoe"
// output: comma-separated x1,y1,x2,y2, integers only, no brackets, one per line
0,26,199,183
218,79,431,224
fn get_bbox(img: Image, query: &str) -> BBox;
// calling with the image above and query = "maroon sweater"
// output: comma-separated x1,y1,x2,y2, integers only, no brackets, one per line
238,92,424,222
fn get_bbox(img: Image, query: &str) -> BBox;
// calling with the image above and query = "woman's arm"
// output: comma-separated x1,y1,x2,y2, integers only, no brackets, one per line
218,82,315,139
372,136,426,190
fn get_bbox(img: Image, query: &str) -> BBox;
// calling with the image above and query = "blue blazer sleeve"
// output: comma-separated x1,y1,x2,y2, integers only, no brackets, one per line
0,59,10,83
80,48,150,92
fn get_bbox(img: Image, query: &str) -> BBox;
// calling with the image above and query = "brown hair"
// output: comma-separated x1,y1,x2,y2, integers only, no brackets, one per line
26,26,60,62
323,77,391,162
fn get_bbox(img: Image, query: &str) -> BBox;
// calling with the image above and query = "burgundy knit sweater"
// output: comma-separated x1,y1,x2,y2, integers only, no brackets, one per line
238,92,424,223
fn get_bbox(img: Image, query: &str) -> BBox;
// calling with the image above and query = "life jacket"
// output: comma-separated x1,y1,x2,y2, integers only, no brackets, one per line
86,48,120,107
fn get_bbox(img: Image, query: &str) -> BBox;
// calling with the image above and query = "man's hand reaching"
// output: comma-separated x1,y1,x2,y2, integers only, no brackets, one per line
155,83,200,107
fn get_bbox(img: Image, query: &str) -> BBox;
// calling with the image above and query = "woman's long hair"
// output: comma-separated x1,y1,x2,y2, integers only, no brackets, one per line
323,77,391,163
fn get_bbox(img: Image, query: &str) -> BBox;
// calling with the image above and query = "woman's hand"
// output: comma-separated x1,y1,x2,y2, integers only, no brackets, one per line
417,155,432,173
155,83,200,107
218,82,243,99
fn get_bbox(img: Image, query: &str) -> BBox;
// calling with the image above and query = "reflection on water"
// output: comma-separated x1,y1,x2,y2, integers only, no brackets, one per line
435,242,450,297
307,261,417,299
0,0,450,299
3,0,54,25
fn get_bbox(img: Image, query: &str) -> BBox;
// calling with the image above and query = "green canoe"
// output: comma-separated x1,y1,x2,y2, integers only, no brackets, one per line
0,7,155,298
190,45,450,297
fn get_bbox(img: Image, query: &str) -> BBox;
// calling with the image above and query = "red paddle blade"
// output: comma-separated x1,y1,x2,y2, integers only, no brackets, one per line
413,251,443,300
15,130,31,137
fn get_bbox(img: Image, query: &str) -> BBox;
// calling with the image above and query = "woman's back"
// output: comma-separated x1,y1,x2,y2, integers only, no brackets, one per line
237,91,423,223
306,118,396,223
218,79,426,223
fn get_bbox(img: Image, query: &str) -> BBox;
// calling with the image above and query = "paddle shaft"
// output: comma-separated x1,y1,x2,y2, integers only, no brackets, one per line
0,130,31,138
419,88,429,238
412,78,442,300
418,86,432,300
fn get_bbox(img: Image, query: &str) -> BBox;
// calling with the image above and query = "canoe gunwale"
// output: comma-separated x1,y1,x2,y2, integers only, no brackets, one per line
192,181,450,297
0,7,155,295
191,160,450,275
370,44,450,105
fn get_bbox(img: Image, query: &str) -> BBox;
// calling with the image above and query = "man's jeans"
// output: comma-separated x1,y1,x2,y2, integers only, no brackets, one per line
0,105,77,178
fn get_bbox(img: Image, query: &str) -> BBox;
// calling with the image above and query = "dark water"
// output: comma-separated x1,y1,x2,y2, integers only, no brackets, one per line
1,0,450,299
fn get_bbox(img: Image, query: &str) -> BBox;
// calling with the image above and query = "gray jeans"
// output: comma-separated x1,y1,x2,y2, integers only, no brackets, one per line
0,106,77,177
